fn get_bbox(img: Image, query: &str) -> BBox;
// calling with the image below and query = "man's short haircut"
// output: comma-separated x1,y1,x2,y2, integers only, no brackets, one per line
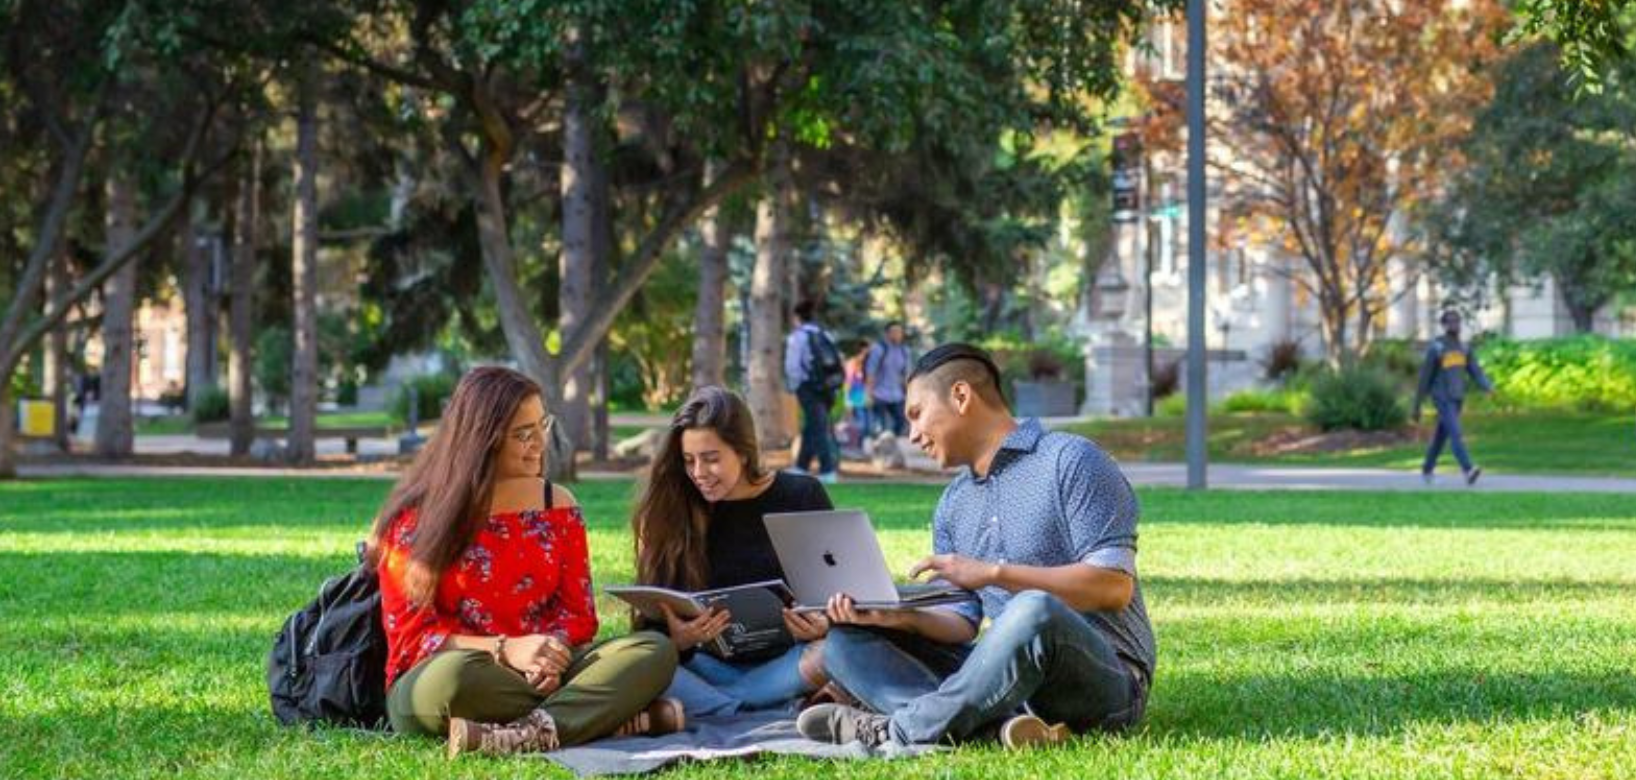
907,342,1008,409
884,320,904,332
1440,309,1461,325
793,299,818,322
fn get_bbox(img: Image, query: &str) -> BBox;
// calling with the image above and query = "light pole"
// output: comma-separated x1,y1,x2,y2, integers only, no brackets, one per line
1185,0,1209,489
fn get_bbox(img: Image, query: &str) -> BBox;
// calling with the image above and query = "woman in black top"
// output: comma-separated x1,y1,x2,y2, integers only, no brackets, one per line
630,386,834,715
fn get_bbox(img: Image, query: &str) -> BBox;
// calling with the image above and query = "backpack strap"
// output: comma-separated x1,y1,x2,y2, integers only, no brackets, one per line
543,478,555,510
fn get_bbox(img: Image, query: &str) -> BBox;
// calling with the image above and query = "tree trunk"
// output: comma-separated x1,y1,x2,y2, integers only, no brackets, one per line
748,147,793,450
1567,302,1596,333
1558,275,1601,333
182,201,216,410
0,105,98,478
0,381,14,477
1319,291,1349,368
592,339,610,462
94,171,138,458
589,138,612,464
465,141,569,481
228,144,261,456
288,66,321,465
557,48,597,452
44,249,71,452
692,162,731,389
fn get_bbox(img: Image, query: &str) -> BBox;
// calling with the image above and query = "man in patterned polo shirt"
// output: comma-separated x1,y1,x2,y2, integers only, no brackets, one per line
797,343,1155,750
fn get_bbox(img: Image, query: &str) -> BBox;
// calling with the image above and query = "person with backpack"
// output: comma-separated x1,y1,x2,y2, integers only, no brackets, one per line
783,299,843,484
368,367,682,757
864,321,913,438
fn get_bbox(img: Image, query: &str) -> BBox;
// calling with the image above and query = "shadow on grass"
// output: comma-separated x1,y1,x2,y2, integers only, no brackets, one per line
1145,574,1636,605
1138,490,1636,532
1150,668,1636,740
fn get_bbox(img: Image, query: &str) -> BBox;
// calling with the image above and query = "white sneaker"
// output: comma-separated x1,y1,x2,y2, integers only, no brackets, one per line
817,471,839,485
999,714,1070,750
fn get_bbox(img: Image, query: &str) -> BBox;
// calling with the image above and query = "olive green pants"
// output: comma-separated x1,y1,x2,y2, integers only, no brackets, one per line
387,631,678,746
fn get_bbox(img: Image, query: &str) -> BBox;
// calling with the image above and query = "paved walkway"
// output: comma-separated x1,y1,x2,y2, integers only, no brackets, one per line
16,458,1636,493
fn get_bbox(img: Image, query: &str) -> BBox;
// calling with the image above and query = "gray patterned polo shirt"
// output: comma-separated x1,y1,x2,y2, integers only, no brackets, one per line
933,417,1156,682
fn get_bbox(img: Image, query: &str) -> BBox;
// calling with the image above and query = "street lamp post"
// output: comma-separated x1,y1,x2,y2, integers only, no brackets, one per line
1185,0,1209,490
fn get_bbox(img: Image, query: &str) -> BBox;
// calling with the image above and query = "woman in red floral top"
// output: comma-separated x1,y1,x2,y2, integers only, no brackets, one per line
369,367,680,758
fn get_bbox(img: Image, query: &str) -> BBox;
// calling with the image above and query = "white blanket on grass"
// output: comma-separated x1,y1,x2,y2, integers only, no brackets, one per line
541,710,936,777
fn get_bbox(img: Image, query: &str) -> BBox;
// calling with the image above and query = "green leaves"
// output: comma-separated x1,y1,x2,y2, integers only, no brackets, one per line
1432,41,1636,327
1510,0,1636,93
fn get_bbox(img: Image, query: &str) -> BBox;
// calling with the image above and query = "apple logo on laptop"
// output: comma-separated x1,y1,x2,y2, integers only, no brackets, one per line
822,551,837,567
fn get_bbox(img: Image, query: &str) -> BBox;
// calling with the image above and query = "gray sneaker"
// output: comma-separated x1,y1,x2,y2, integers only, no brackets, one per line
1464,466,1482,486
796,704,892,746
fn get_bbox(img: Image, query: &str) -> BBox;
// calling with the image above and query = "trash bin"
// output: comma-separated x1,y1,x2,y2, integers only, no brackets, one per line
18,399,55,437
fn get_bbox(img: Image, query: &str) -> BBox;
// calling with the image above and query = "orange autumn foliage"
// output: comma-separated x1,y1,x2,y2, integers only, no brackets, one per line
1137,0,1508,363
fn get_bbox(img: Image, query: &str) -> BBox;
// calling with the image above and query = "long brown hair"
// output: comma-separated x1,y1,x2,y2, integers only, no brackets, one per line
367,366,543,605
631,386,767,591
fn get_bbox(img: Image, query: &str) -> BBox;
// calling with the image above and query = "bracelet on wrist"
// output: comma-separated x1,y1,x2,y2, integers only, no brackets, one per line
492,634,507,664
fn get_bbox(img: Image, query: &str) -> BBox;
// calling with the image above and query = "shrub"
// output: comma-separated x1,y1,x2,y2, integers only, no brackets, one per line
977,332,1083,393
1026,348,1068,381
1361,338,1421,387
1479,335,1636,412
1156,392,1188,417
192,385,230,424
1260,338,1305,383
254,326,292,414
1150,359,1180,400
391,373,457,424
1304,366,1408,431
335,377,359,407
1219,387,1304,414
158,385,187,414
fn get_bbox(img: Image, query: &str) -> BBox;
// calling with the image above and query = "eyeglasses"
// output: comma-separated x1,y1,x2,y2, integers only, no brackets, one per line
510,415,556,446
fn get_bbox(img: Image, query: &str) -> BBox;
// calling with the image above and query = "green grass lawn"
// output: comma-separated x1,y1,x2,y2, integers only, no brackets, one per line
1067,408,1636,476
136,410,400,437
3,478,1635,779
134,415,195,436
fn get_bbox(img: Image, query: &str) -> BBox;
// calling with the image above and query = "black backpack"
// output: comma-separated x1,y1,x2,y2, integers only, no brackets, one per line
804,328,846,394
268,543,389,729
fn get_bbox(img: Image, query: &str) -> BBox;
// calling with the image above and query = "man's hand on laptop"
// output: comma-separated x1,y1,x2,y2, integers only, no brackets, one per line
909,553,998,591
660,603,732,652
825,593,906,628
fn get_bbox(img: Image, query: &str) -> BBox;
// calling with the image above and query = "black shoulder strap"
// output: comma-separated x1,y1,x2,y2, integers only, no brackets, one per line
543,478,555,509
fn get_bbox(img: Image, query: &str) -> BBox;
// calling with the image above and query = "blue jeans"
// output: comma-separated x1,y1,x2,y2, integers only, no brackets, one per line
824,591,1146,744
1422,397,1473,474
662,643,812,717
795,387,837,474
871,400,907,437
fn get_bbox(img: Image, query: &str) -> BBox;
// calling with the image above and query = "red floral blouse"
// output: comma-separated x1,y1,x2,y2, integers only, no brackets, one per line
376,504,599,687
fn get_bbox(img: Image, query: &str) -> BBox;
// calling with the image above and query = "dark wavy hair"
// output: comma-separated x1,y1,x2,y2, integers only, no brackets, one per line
630,386,766,591
367,366,542,605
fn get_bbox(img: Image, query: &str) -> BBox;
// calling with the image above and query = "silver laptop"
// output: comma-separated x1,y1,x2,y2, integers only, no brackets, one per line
763,509,972,611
